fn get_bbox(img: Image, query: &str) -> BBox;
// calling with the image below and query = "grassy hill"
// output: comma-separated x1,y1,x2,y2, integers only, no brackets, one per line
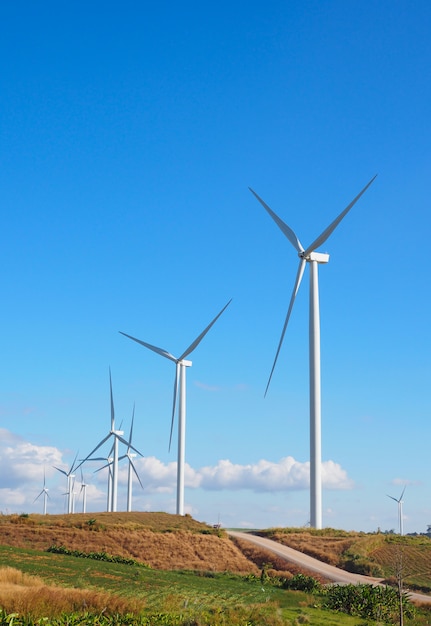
0,512,258,573
254,526,431,592
1,513,431,624
2,513,431,591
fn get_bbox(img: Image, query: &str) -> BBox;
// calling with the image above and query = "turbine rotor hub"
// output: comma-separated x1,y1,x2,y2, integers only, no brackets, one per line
300,251,330,264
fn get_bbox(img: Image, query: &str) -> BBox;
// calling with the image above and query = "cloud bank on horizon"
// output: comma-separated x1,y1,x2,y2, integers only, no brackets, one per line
0,428,353,516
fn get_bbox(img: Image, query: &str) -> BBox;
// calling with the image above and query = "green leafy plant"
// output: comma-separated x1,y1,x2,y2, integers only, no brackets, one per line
321,583,415,622
46,545,151,568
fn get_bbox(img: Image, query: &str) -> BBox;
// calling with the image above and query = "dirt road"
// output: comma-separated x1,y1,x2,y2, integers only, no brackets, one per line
228,530,431,605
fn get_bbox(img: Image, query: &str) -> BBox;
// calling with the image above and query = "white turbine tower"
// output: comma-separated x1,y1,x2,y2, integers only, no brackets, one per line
79,469,88,514
249,176,376,529
54,452,78,514
34,468,50,515
387,487,406,535
120,405,144,512
120,299,231,516
91,455,114,512
77,369,143,512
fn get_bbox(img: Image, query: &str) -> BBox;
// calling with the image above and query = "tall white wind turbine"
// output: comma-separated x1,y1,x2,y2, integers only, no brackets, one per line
249,176,376,529
387,487,406,535
34,468,50,515
120,299,231,516
77,369,143,512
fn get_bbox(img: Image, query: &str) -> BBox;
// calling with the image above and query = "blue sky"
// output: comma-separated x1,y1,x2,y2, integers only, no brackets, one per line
1,0,430,532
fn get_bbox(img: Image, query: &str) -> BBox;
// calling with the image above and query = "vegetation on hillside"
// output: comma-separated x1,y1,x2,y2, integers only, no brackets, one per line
0,512,257,573
256,526,431,591
1,513,431,624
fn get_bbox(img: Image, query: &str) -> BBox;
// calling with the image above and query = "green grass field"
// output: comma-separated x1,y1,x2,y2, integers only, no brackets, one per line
1,545,431,625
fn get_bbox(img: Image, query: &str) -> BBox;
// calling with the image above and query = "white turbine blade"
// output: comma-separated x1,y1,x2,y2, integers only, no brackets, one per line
302,175,377,257
180,299,232,361
119,331,177,362
249,187,304,253
54,466,67,477
76,434,112,470
70,451,79,473
169,362,180,452
109,368,115,430
34,490,44,502
265,258,306,397
400,486,406,500
117,434,143,457
129,457,144,490
94,461,113,473
127,404,135,452
387,494,398,502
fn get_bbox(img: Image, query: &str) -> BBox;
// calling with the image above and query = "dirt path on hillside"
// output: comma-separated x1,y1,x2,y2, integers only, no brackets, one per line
228,531,431,605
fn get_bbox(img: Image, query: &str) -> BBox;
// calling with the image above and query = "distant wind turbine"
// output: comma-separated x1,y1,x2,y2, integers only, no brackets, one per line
387,486,406,535
77,369,143,512
79,468,88,514
119,404,144,512
54,452,78,514
249,176,376,529
90,454,114,512
120,299,231,515
34,468,50,515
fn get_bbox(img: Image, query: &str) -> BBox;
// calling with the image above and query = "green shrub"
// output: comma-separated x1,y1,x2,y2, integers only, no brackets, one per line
321,583,415,622
46,545,151,568
281,573,321,593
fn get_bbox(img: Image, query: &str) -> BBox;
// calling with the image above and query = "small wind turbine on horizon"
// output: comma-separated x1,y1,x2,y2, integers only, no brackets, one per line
120,299,231,516
76,369,143,513
249,176,376,529
34,468,50,515
387,486,406,535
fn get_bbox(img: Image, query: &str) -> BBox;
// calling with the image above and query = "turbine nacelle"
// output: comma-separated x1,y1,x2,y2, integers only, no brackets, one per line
180,359,192,367
301,251,330,264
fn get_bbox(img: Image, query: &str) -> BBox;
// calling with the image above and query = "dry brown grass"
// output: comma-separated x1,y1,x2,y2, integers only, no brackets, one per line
0,566,145,617
231,536,329,583
0,512,258,573
260,530,359,566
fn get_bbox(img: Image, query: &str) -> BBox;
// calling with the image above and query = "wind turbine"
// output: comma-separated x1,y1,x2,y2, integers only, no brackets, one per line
249,176,376,529
79,468,88,514
387,487,406,535
76,369,143,512
119,404,144,512
120,299,231,516
34,468,50,515
89,454,114,512
54,452,78,514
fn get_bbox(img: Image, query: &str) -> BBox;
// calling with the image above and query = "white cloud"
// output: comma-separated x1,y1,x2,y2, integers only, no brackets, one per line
0,431,63,489
127,455,352,494
194,457,353,492
0,429,353,515
194,381,221,392
391,478,420,487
